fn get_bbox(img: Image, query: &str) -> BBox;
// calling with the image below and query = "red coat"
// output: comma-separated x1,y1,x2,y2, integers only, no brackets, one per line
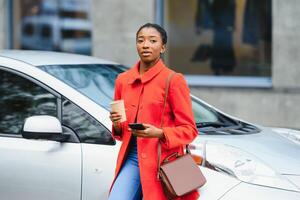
111,59,199,200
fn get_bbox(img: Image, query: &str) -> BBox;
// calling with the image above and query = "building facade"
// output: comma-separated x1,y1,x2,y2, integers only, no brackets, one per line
0,0,6,49
1,0,300,129
91,0,300,129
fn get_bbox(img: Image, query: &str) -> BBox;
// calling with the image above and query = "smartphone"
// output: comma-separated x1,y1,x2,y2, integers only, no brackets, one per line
128,123,145,130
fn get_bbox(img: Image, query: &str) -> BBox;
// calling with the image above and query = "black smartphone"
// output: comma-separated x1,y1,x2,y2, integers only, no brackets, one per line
128,123,145,130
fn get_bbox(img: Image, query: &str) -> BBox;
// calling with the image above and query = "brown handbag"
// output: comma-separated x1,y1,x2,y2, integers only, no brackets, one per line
157,72,206,199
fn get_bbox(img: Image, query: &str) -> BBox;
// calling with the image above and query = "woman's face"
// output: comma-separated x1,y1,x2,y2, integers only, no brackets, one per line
136,27,166,65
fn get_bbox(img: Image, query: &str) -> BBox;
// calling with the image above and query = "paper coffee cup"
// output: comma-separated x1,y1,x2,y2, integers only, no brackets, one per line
110,100,127,122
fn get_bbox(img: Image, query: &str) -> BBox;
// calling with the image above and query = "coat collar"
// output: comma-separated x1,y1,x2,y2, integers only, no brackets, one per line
128,59,165,84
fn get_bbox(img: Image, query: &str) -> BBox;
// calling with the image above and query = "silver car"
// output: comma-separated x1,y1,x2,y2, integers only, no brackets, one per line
0,50,299,200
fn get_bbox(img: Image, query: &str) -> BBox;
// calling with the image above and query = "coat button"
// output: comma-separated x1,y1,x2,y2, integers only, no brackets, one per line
141,153,147,158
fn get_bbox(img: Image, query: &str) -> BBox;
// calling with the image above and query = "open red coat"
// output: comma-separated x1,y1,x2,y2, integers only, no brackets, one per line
111,59,199,200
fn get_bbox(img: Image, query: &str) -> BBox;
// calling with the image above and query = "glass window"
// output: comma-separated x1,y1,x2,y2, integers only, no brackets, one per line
12,0,92,55
0,70,57,135
39,64,125,110
191,97,260,135
23,24,34,36
59,10,88,19
41,24,52,38
61,30,91,39
165,0,272,78
191,97,234,126
192,100,218,123
62,98,114,145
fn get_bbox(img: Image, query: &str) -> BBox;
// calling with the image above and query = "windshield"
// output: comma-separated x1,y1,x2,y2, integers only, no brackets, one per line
191,96,239,128
39,64,124,110
39,64,259,135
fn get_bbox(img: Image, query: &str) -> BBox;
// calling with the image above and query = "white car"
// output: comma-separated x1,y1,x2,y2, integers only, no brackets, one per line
0,50,299,200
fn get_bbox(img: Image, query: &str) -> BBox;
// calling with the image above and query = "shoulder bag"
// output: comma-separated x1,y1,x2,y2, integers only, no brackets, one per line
157,72,206,199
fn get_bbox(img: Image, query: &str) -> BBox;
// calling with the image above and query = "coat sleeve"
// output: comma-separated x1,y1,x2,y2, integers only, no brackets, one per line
111,74,124,141
161,73,198,149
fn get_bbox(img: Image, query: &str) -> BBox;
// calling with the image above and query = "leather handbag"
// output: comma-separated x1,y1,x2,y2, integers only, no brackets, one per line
157,72,206,199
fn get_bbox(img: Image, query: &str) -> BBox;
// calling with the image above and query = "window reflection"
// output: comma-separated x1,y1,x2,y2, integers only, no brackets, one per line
166,0,272,77
0,70,57,135
61,30,91,39
62,98,114,145
41,25,51,38
192,100,218,123
13,0,92,55
23,24,34,36
39,64,123,110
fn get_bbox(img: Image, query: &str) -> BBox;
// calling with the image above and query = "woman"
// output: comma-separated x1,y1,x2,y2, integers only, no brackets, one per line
109,23,199,200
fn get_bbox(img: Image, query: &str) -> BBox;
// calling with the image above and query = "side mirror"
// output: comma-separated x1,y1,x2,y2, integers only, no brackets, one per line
22,115,69,142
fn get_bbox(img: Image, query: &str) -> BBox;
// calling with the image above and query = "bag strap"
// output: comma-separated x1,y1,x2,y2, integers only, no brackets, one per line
157,72,190,180
159,72,175,128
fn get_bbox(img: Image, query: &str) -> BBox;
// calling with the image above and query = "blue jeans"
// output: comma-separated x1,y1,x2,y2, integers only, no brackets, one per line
108,137,142,200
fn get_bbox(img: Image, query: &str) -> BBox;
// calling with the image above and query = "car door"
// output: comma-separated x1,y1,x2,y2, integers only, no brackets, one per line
0,68,81,200
60,96,120,200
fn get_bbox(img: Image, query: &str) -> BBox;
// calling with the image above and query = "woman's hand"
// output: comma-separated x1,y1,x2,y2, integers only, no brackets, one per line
109,111,122,133
129,123,164,139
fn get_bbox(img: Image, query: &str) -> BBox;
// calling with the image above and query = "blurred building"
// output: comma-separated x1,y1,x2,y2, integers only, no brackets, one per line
1,0,92,54
1,0,300,129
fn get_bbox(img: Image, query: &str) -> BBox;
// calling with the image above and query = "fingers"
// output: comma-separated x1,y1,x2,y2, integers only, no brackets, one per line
142,123,151,128
130,129,141,137
112,116,122,122
109,112,122,123
110,111,121,117
127,123,158,138
129,128,150,138
131,129,137,137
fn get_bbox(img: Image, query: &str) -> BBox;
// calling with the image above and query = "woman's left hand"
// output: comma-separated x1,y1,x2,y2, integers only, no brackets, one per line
129,124,164,139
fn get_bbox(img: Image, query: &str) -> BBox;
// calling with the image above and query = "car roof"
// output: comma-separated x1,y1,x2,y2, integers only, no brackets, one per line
0,50,118,66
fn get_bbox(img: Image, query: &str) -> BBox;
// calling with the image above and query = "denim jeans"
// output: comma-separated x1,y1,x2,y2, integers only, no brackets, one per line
108,137,142,200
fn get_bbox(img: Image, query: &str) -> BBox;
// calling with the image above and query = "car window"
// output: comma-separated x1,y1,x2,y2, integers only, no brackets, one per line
62,97,115,145
192,99,219,123
39,64,124,110
191,96,260,134
0,69,57,135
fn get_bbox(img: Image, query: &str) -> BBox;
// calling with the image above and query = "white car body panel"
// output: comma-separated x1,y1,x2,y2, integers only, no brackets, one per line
0,50,117,66
283,175,300,189
271,127,300,146
81,142,121,200
197,167,240,199
220,182,300,200
0,137,81,200
192,127,300,175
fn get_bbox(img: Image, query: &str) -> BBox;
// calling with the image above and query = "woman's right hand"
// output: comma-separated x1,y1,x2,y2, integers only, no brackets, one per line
109,111,122,132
